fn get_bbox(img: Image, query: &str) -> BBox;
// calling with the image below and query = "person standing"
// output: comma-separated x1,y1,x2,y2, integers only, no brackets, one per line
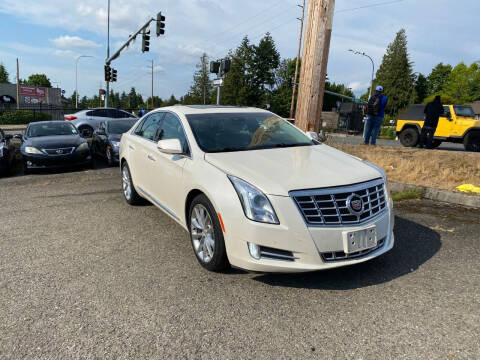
364,85,388,145
419,95,444,149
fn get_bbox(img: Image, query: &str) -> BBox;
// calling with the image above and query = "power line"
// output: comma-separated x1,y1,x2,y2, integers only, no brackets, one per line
335,0,404,13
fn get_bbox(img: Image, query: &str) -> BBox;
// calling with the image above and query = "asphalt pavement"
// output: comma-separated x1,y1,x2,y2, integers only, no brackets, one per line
1,165,479,359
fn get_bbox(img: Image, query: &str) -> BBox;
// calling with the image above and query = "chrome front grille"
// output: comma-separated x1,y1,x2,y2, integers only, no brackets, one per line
290,178,387,226
43,147,75,155
321,237,386,262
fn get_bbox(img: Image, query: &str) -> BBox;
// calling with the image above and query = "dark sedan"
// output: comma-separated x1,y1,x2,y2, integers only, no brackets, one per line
91,119,137,166
20,121,92,173
0,129,17,175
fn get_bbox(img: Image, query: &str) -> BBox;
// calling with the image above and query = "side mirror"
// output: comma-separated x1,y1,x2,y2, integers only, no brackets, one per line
305,131,319,141
157,139,183,154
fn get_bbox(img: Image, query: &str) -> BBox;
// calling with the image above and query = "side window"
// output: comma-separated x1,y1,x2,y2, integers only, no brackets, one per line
443,106,451,117
90,109,108,117
134,113,164,141
86,110,94,116
158,113,189,154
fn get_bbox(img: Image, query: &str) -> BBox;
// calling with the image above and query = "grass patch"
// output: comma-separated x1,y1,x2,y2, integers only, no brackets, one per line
326,141,480,193
392,190,423,201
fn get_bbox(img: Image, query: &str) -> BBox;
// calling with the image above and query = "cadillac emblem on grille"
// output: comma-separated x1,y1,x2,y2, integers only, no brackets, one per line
347,194,363,215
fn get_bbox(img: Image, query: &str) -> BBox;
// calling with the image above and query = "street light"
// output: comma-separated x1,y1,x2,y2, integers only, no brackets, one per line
349,49,375,99
75,55,94,108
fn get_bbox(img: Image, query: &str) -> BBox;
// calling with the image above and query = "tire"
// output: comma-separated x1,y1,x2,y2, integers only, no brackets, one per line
121,162,142,205
399,127,419,147
189,194,229,272
78,126,93,138
106,147,113,166
463,131,480,152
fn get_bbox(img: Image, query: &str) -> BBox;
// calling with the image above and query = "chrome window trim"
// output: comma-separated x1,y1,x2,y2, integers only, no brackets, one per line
290,178,387,228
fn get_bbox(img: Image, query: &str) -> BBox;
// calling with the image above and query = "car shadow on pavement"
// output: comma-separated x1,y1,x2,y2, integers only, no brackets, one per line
251,216,441,290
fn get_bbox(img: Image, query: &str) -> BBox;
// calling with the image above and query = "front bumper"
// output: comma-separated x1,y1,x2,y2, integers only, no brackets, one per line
22,150,91,169
223,195,394,273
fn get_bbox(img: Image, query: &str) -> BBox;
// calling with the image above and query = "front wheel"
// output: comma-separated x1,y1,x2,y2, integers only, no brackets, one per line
463,131,480,152
121,162,142,205
189,194,229,272
399,128,419,147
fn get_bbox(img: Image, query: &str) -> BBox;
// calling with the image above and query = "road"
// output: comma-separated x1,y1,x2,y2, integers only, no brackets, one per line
328,133,467,152
1,166,479,359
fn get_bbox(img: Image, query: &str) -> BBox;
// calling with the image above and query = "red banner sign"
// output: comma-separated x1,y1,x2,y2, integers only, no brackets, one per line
19,86,46,98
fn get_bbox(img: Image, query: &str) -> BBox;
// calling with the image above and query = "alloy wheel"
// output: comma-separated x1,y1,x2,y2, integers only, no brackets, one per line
122,166,132,200
190,204,215,263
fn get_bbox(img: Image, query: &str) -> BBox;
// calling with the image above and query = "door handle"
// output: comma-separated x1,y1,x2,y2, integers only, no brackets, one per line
129,144,135,150
147,154,156,161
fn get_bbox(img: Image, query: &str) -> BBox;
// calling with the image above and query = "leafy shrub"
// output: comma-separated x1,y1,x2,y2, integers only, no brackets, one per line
0,110,52,125
379,126,396,139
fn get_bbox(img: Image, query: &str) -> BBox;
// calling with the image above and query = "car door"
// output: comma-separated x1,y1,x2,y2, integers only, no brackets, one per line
126,112,164,194
89,109,109,130
145,112,190,220
435,106,453,138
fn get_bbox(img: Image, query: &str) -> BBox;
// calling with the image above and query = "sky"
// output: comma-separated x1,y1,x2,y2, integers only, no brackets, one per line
0,0,479,102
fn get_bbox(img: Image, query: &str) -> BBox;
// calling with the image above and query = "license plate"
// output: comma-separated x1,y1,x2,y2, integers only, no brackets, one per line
343,226,377,254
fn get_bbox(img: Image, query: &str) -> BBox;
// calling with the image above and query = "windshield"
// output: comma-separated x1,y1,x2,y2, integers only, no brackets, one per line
27,122,78,137
107,119,137,134
186,112,313,153
454,106,475,118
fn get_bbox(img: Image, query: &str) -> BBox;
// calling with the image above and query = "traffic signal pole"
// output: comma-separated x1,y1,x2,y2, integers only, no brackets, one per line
105,0,110,107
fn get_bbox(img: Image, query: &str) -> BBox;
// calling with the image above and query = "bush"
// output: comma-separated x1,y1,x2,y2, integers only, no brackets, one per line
0,110,52,125
379,126,396,139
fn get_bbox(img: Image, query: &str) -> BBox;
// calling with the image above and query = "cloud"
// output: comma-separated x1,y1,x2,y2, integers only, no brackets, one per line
51,36,100,50
53,49,78,58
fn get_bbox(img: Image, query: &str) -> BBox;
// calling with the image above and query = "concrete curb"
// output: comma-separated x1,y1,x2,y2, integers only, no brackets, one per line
389,181,480,209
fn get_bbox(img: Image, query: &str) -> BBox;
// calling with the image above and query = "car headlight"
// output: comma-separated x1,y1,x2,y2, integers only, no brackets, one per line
111,141,120,148
228,175,279,224
24,146,43,154
76,142,89,151
0,145,4,157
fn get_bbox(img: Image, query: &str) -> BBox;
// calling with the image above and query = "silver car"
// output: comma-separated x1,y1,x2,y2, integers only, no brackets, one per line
64,108,137,137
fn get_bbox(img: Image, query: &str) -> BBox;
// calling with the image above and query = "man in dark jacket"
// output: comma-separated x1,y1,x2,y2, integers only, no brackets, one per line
419,95,444,148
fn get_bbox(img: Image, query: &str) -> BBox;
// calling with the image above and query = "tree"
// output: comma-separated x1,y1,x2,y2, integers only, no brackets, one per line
372,29,415,115
251,33,280,106
427,63,452,95
270,58,297,117
442,62,480,104
25,74,52,87
0,63,9,83
163,94,178,106
414,73,428,103
184,53,214,105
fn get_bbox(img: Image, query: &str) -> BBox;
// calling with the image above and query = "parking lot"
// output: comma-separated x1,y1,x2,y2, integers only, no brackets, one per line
1,166,479,359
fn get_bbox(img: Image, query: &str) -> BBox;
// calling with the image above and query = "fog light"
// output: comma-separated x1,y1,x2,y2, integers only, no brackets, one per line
27,161,32,166
248,242,261,260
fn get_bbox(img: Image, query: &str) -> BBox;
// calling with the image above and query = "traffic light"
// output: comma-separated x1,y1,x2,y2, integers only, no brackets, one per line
156,12,165,36
142,29,151,52
104,64,111,82
210,61,220,74
111,68,117,82
220,59,231,75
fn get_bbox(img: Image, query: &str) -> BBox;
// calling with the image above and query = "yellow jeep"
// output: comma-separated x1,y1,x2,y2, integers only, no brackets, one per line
396,104,480,151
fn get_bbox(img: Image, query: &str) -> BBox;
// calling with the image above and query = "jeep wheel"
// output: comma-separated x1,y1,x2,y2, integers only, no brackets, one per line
399,128,419,147
463,131,480,152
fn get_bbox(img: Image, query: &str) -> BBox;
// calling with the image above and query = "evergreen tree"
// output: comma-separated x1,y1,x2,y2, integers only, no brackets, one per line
270,58,297,117
0,63,9,83
414,73,428,103
427,63,452,95
184,53,214,105
221,37,256,106
442,62,480,104
373,29,415,115
251,33,280,106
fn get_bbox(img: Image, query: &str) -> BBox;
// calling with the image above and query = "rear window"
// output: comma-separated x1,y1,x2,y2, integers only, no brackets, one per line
454,106,475,118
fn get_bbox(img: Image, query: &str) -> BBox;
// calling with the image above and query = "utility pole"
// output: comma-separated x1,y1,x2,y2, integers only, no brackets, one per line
295,0,335,133
289,0,306,119
151,59,154,110
16,58,19,110
105,0,110,107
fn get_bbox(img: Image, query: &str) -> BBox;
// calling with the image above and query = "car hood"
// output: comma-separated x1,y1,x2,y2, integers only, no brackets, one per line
205,145,382,196
24,135,85,149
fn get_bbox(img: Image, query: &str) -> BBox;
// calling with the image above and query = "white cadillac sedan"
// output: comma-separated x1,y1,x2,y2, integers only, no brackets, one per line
119,105,394,273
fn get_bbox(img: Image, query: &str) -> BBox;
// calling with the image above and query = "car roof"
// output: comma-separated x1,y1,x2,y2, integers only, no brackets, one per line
154,105,272,116
28,120,71,125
